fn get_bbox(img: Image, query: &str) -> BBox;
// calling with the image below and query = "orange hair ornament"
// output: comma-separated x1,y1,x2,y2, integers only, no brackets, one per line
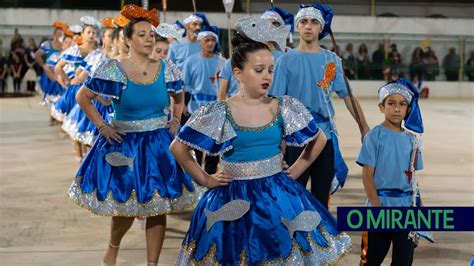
52,21,68,30
101,17,116,29
113,15,130,28
121,4,160,27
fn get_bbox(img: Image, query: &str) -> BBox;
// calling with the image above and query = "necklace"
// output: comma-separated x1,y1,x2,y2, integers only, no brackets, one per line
131,58,150,76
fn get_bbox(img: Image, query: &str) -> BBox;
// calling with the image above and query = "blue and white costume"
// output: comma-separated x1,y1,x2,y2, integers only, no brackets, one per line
62,49,114,146
175,96,352,265
68,59,204,216
40,51,64,107
220,59,238,98
50,44,86,122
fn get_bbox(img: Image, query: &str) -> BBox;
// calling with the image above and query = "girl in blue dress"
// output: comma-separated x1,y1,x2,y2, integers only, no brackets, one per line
170,17,352,265
67,5,203,265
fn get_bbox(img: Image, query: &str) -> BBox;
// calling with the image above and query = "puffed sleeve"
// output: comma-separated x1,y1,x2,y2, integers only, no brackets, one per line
163,59,184,93
60,45,83,63
281,96,321,146
176,102,236,156
82,59,127,100
39,41,51,53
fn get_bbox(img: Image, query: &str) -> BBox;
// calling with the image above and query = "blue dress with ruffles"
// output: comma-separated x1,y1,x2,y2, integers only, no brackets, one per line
62,49,114,145
175,96,352,265
67,59,204,217
51,45,85,122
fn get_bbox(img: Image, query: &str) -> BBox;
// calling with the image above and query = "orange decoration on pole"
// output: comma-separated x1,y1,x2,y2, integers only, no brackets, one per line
317,61,336,91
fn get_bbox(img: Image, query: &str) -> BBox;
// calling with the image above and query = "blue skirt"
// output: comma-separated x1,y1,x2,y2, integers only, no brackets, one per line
68,127,205,217
177,173,352,265
39,73,64,107
62,100,114,146
51,83,82,122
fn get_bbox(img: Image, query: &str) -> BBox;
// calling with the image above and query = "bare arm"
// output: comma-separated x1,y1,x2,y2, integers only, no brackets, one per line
362,165,381,206
34,50,46,67
169,141,232,188
286,132,327,179
218,79,229,101
166,92,184,135
76,87,123,144
54,60,70,86
72,68,88,85
343,95,370,138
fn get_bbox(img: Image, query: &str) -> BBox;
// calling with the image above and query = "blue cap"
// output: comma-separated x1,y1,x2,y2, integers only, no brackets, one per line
261,7,295,33
296,3,334,40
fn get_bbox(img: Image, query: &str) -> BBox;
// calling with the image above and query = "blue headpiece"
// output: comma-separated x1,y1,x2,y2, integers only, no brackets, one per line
295,3,334,40
261,7,295,33
378,78,424,133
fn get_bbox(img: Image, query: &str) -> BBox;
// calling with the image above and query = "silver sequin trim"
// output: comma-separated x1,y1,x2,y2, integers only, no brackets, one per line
184,102,237,144
236,16,290,52
61,117,96,146
111,116,168,133
154,23,185,42
285,130,320,147
176,226,352,265
378,83,413,103
220,153,283,180
82,49,107,74
92,59,128,85
68,177,206,217
50,105,66,122
163,59,184,89
175,137,234,156
281,96,315,136
295,7,325,27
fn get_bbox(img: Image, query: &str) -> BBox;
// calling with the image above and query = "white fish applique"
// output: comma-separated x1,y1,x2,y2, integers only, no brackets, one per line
105,152,135,171
281,211,321,239
204,200,250,231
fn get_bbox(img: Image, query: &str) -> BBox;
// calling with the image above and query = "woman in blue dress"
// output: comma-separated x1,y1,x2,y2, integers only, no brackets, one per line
170,17,352,265
67,5,203,265
62,18,116,159
50,16,99,123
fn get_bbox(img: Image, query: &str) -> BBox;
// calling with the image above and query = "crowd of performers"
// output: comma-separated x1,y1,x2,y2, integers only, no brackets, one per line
35,2,432,265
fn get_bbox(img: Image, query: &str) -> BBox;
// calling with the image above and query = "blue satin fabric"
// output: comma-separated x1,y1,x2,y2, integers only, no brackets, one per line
64,100,113,144
77,127,196,203
85,78,124,100
191,94,217,102
166,80,184,93
62,54,83,63
39,72,63,96
53,83,83,117
377,189,413,198
183,173,344,264
177,126,233,155
284,119,320,145
311,112,348,191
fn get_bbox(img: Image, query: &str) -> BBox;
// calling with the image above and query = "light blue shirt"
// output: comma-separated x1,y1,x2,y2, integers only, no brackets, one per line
357,125,423,207
220,59,238,97
113,61,169,121
168,39,201,70
182,53,224,113
269,49,349,139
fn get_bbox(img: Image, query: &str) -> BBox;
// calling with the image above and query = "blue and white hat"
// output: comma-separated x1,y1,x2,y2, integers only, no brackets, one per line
378,78,424,133
295,3,334,40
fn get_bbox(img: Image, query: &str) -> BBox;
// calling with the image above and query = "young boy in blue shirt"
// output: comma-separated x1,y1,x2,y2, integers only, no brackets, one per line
357,78,425,266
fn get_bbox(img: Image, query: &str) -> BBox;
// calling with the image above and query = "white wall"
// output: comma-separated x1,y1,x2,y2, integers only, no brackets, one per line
350,81,473,99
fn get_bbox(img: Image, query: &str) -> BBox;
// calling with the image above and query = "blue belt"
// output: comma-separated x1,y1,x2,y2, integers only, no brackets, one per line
310,111,348,194
377,189,413,197
192,94,217,102
310,112,330,123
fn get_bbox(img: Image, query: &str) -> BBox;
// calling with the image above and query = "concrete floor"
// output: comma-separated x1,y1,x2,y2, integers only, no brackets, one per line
0,95,473,265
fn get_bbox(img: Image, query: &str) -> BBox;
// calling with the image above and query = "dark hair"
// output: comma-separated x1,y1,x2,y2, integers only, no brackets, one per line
123,18,151,39
111,27,122,41
155,35,168,44
231,33,271,70
82,24,98,33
